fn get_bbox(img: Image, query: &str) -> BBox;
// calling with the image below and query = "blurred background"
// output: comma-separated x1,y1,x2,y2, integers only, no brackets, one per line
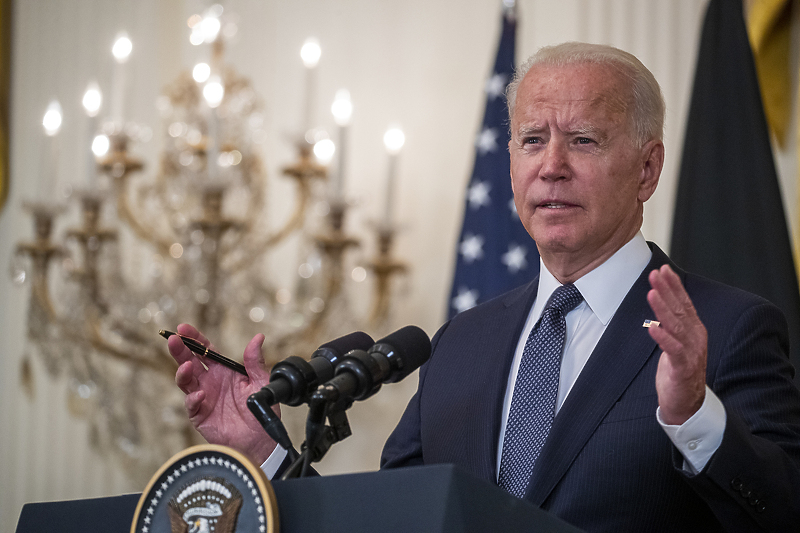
1,0,798,530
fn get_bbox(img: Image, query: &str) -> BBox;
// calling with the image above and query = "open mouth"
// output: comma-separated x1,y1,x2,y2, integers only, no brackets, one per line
538,202,573,209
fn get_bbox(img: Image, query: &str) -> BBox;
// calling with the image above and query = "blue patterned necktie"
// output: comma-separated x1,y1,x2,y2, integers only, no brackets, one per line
498,283,584,498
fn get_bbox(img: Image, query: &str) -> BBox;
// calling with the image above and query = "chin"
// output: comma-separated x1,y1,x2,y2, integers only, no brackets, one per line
530,227,582,252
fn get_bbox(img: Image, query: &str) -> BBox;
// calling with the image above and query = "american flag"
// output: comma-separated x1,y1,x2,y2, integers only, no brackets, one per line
447,5,538,319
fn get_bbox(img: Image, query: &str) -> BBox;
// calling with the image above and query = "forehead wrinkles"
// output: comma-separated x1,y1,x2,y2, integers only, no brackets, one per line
516,95,628,136
514,66,633,133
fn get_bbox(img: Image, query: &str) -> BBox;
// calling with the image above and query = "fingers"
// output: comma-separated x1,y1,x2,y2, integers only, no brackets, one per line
185,389,206,418
175,360,198,394
176,323,213,349
648,266,695,323
648,268,694,346
647,265,708,425
243,334,269,384
168,334,193,363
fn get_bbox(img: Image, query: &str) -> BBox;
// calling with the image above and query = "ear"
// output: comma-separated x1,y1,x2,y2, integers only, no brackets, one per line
508,140,516,196
637,139,664,203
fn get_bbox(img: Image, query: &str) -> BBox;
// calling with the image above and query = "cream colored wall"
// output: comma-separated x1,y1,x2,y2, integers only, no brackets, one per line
3,0,794,530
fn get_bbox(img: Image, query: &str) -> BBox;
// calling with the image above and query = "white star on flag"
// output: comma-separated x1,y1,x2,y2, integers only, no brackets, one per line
485,73,507,99
501,244,528,273
467,181,491,210
476,127,498,154
452,287,479,313
448,9,537,319
460,234,485,263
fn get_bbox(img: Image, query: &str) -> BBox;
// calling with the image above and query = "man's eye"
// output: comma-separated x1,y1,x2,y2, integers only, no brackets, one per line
576,137,593,144
524,137,541,144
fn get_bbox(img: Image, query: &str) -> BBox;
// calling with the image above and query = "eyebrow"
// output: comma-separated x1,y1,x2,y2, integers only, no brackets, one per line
566,126,603,138
514,124,604,139
515,125,545,138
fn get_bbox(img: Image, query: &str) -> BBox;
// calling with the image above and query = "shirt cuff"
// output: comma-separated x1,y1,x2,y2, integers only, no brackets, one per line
261,445,288,480
657,385,726,475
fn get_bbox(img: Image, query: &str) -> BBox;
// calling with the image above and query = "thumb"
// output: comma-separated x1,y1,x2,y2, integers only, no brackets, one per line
242,334,269,383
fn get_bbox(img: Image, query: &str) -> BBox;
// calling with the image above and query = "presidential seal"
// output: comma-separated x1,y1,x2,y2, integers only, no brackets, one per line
131,444,278,533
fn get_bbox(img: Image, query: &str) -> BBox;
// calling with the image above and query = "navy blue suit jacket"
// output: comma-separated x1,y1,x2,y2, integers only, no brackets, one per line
381,244,800,532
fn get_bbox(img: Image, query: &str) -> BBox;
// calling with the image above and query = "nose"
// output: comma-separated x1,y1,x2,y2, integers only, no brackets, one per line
539,139,570,181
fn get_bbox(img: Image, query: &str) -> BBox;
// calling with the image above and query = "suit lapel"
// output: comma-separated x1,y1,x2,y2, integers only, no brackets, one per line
524,245,670,505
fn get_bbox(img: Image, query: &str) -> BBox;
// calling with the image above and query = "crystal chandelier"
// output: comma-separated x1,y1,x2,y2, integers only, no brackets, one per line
10,5,407,484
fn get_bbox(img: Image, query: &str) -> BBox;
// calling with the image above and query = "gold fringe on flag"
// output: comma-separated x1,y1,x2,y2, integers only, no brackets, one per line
747,0,800,282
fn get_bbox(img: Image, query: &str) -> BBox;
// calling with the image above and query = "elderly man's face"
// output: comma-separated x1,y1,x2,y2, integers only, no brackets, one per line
509,62,661,277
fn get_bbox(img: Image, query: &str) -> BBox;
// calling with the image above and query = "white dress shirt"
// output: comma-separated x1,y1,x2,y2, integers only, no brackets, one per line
496,232,725,478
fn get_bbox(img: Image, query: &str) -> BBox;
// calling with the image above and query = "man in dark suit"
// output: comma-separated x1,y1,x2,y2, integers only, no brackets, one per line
169,43,800,531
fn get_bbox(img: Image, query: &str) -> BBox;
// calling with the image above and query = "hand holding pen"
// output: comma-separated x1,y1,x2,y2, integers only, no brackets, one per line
160,329,247,375
166,323,280,465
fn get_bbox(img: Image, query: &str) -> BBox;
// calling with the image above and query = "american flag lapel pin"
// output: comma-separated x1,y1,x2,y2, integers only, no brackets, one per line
642,319,660,328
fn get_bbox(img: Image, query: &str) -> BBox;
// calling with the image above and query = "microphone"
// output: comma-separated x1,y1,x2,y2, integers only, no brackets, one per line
247,331,374,456
315,325,431,402
249,331,374,407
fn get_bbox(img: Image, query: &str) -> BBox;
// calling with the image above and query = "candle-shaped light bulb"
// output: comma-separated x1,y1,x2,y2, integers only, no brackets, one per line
383,127,405,154
203,76,224,108
193,62,211,83
82,84,102,186
199,15,221,43
300,38,321,136
42,100,62,191
331,89,352,127
112,35,132,63
330,90,352,198
382,126,405,227
82,83,102,117
92,134,110,157
43,100,62,136
300,38,321,68
203,75,224,180
313,138,335,165
111,33,131,125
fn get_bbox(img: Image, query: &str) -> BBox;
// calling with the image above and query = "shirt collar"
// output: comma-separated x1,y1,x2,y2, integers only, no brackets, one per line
535,232,652,325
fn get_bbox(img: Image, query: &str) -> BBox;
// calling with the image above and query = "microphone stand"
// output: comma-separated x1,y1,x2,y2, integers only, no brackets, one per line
247,374,356,480
247,396,301,463
281,386,354,480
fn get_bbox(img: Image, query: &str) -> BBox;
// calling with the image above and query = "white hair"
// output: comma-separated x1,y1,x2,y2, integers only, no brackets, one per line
506,42,665,146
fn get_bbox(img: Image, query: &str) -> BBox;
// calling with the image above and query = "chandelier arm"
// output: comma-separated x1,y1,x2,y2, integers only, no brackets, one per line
237,158,268,236
115,176,175,256
84,317,176,375
221,175,311,273
16,241,65,326
22,248,173,375
366,228,407,327
30,261,59,323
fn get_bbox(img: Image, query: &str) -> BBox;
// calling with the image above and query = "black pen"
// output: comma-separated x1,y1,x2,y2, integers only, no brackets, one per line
160,329,248,376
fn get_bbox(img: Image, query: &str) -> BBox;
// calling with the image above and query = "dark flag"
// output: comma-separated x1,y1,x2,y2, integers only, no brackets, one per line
447,4,538,318
670,0,800,378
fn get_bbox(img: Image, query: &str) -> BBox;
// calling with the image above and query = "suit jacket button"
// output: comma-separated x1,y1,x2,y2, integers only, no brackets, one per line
756,502,767,513
730,478,743,491
748,496,759,506
740,488,752,499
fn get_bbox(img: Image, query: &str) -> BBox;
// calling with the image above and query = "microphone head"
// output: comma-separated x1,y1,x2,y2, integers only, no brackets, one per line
314,331,374,366
370,325,431,382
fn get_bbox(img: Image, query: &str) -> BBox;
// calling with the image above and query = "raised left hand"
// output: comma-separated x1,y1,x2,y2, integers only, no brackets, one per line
646,264,708,425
